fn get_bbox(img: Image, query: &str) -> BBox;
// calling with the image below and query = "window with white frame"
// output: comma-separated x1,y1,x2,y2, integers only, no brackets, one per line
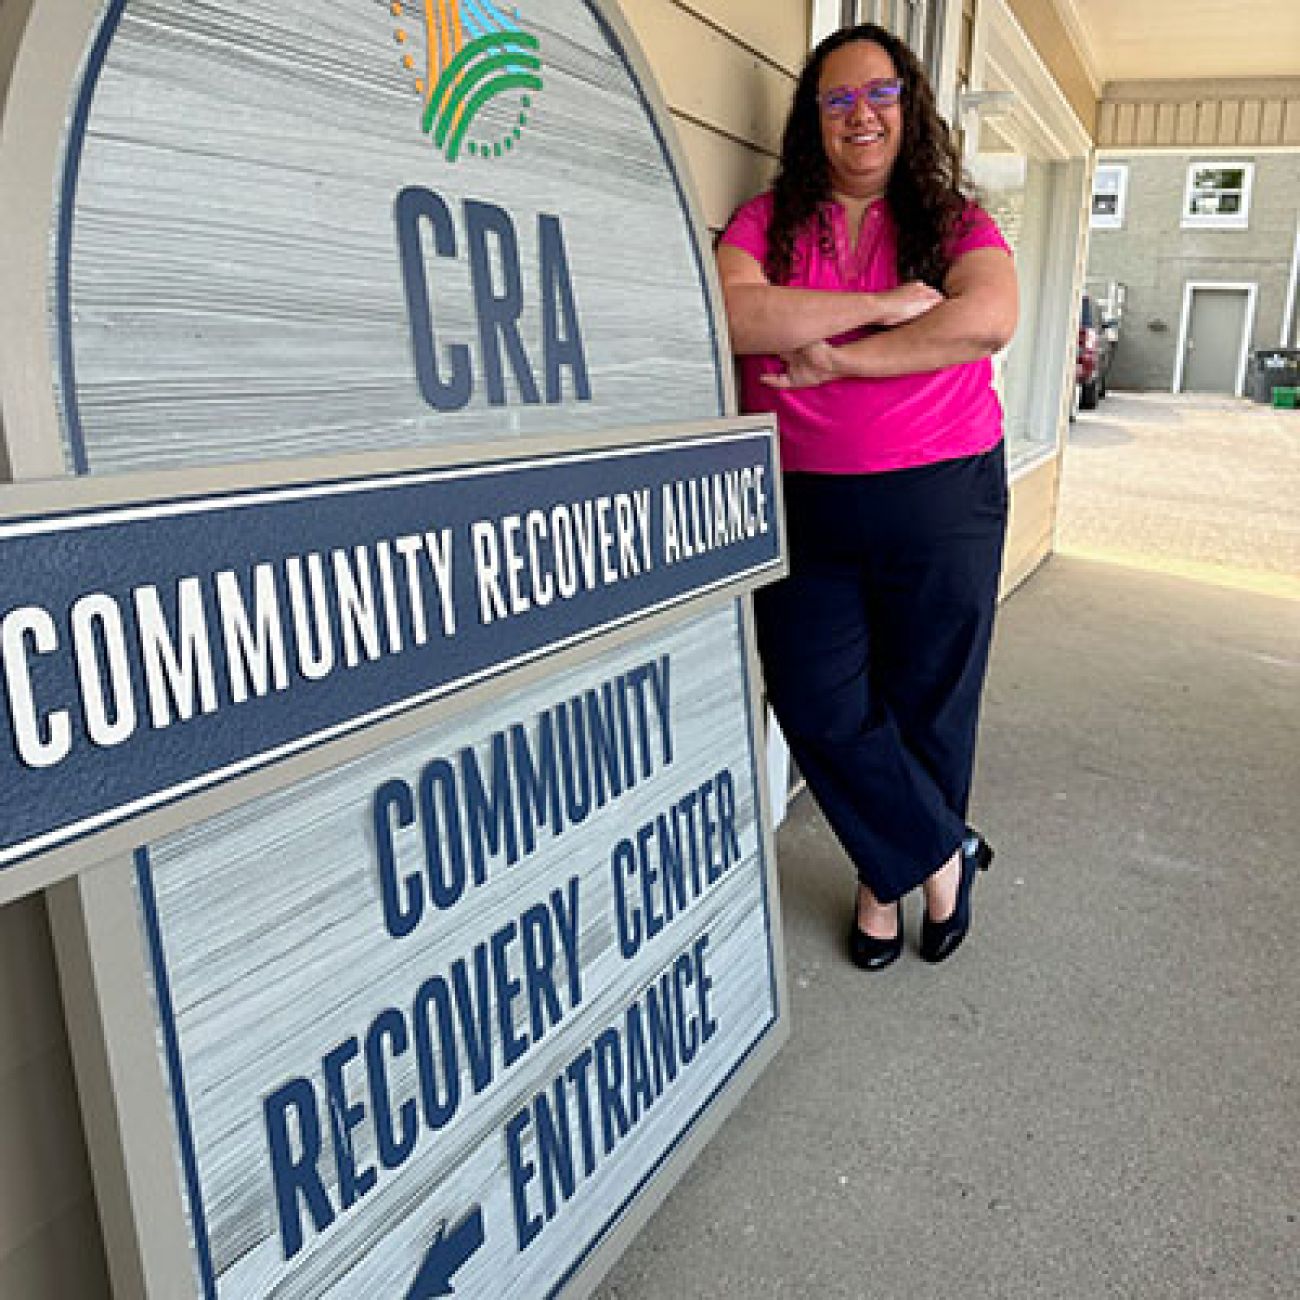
1182,162,1254,229
1090,163,1128,229
843,0,932,62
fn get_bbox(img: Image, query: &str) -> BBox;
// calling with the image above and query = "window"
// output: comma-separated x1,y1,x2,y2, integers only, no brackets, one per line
1090,163,1128,229
844,0,932,61
1182,162,1254,229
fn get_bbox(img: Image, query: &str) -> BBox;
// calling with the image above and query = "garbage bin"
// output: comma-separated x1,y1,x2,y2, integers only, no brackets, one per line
1249,348,1300,403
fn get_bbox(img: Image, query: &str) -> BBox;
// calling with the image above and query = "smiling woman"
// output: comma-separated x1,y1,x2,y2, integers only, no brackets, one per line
716,21,1017,973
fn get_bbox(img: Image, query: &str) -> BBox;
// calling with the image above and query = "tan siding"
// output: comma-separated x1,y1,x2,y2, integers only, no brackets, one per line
1001,458,1059,596
1218,100,1240,145
0,1203,109,1300
671,0,808,76
674,116,779,230
624,0,807,234
622,0,792,152
0,898,106,1297
1260,99,1284,144
1097,78,1300,149
1195,101,1219,146
1240,99,1262,144
1003,0,1097,139
1113,101,1134,146
1284,100,1300,146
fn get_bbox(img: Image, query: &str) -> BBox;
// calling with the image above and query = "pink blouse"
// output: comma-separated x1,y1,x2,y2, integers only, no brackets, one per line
721,192,1012,473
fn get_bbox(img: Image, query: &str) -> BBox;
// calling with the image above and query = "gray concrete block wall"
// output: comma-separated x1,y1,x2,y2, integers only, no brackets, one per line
1087,153,1300,391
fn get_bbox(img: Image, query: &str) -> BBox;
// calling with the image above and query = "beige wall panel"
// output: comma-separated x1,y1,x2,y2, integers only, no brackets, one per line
0,1043,98,1259
1156,102,1178,144
0,899,105,1296
621,0,792,152
674,114,779,230
1175,102,1197,144
1135,103,1157,147
1240,100,1262,144
1195,101,1219,145
1097,100,1116,144
1115,102,1136,147
1001,458,1059,597
1004,0,1096,139
1284,100,1300,145
0,1202,109,1300
1219,100,1241,145
0,899,66,1075
674,0,809,76
1260,100,1283,142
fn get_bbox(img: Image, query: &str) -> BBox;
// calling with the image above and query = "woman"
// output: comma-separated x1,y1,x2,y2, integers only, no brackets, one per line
717,24,1018,969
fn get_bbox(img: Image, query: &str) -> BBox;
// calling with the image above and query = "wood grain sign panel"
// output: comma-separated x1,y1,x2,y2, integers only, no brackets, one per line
55,0,726,475
137,603,775,1297
0,0,790,1293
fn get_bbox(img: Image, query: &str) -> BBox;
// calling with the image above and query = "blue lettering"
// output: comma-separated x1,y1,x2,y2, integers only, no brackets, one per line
535,1077,575,1219
412,975,462,1128
461,733,518,886
395,186,473,411
321,1037,376,1210
611,838,640,959
450,948,494,1092
636,820,663,943
594,1027,628,1154
374,778,421,939
491,921,529,1068
418,757,466,910
512,714,562,853
364,1008,417,1171
693,933,718,1045
465,198,541,407
624,1001,654,1124
264,1077,334,1260
673,952,699,1065
505,1109,543,1251
538,212,591,401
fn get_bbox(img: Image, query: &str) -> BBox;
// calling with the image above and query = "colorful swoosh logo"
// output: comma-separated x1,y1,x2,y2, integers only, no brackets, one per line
389,1,542,163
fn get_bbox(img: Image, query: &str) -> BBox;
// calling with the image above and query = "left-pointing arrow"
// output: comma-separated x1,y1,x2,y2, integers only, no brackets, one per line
405,1204,486,1299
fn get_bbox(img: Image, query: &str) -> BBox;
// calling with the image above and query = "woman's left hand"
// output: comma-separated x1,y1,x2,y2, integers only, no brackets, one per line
760,341,839,390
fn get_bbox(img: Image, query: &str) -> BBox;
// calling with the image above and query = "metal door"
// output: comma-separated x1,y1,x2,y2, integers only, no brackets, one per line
1181,287,1249,393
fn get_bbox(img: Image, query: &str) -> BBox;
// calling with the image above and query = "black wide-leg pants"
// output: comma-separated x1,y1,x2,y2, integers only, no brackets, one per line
756,444,1008,905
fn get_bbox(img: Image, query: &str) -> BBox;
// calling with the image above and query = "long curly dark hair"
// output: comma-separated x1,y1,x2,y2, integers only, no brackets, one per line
765,23,970,289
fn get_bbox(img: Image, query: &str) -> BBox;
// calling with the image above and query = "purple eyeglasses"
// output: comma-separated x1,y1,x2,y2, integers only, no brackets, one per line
817,78,903,117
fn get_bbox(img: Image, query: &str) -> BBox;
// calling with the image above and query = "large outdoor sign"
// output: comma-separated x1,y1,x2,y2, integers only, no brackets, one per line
138,605,778,1297
0,429,777,873
0,1,788,1296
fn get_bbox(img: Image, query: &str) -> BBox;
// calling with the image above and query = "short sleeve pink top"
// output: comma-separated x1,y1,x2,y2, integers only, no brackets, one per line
721,192,1011,474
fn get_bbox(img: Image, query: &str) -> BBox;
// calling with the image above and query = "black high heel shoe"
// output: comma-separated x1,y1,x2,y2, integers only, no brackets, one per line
849,897,904,971
919,833,993,964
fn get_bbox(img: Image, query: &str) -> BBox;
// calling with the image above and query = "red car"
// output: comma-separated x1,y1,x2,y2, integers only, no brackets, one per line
1075,292,1114,410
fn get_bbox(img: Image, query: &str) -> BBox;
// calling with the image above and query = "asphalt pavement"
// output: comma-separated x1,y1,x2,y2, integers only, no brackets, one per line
594,392,1300,1299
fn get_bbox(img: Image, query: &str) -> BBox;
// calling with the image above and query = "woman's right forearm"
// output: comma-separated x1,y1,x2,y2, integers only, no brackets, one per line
722,283,881,355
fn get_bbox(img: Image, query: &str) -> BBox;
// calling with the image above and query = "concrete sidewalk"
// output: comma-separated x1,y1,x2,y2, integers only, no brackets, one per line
596,396,1300,1298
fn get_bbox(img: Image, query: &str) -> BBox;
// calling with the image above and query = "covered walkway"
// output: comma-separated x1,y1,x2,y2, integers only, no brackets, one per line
597,395,1300,1298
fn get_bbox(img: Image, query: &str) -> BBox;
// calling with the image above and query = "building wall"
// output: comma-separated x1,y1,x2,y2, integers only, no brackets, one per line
621,0,805,231
1087,151,1300,391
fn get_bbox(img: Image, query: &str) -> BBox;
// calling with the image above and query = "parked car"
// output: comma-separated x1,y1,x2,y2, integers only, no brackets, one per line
1075,291,1115,410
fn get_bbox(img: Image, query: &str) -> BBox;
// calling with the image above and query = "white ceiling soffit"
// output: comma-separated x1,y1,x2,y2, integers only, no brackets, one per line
1053,0,1300,85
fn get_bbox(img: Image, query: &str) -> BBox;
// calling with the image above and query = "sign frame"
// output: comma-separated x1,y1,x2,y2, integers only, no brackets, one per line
2,1,789,1296
0,416,783,907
